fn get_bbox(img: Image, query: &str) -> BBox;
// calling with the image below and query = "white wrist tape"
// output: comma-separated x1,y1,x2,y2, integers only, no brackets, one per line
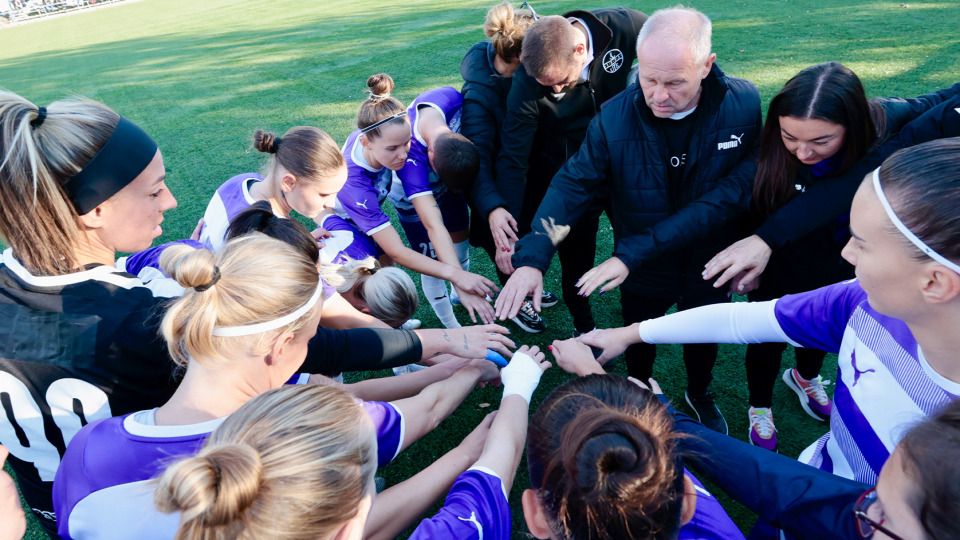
500,352,543,404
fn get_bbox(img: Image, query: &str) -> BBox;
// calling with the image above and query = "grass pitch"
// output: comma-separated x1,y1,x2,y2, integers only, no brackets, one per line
2,0,958,537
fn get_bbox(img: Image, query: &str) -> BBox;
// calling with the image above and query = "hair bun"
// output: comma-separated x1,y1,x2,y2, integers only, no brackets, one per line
365,73,395,101
254,130,280,154
159,244,218,290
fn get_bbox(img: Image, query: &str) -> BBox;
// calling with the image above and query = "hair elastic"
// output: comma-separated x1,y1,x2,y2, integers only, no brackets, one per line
872,167,960,274
211,281,324,337
66,116,159,215
360,110,408,134
31,107,47,128
193,267,221,292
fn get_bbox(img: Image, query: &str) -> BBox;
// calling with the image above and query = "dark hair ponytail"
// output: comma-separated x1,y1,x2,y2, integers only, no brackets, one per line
529,375,686,540
226,201,320,264
754,62,880,215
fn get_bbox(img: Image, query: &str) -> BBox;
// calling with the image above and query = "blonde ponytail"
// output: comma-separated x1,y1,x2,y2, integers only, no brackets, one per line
320,257,418,327
483,1,535,62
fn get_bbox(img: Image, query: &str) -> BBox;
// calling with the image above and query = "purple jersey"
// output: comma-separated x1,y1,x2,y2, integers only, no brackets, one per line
53,399,403,539
318,213,379,265
336,129,395,236
679,471,745,540
409,467,510,540
199,173,268,252
774,279,960,483
390,86,463,212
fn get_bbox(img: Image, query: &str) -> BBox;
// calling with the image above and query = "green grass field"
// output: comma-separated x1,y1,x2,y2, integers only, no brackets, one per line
2,0,959,537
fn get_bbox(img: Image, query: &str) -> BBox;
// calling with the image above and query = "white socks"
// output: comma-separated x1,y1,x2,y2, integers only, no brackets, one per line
422,274,460,328
448,240,471,304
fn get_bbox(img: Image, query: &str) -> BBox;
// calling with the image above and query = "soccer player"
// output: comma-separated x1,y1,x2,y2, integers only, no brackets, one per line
578,139,960,485
52,235,501,539
337,74,497,327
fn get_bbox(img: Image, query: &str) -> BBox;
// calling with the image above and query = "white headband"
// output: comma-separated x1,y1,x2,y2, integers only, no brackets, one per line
872,167,960,275
211,282,324,337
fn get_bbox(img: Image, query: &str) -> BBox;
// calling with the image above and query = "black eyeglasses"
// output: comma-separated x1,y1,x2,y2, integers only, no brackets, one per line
519,1,539,20
853,488,906,540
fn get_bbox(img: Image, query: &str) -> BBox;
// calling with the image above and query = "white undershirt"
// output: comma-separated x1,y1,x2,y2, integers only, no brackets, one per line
637,300,800,346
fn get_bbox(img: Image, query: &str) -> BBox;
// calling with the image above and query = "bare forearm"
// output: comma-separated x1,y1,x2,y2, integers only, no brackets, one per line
472,395,529,491
345,361,468,402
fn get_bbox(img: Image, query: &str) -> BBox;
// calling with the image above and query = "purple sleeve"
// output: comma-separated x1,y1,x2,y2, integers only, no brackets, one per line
122,240,206,277
337,171,391,235
774,279,867,353
409,469,511,540
678,473,745,540
396,145,433,200
362,401,404,468
53,418,105,538
321,277,338,303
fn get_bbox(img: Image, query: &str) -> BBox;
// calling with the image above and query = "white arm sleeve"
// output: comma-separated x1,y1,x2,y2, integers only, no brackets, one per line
636,300,801,347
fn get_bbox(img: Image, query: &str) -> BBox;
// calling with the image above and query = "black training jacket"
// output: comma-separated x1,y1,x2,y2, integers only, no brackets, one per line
752,81,960,251
495,8,648,219
460,40,513,219
513,64,761,295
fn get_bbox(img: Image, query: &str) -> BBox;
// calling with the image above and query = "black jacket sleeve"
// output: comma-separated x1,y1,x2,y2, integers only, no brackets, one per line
754,87,960,249
463,83,509,218
301,327,422,376
495,71,541,218
512,113,611,272
613,150,758,272
672,410,867,540
878,81,960,133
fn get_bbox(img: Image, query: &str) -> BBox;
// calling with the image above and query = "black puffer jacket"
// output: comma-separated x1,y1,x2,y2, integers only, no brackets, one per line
495,8,648,220
460,40,512,219
513,63,762,295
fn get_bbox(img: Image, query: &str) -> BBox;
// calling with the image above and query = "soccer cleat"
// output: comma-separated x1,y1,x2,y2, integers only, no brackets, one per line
748,407,778,452
685,391,729,435
782,368,832,421
511,300,547,333
527,291,559,308
400,319,422,330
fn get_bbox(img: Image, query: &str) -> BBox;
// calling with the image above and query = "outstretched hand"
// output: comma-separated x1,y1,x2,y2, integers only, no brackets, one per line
489,208,519,252
627,377,664,395
576,256,629,297
549,338,605,377
447,324,515,359
702,235,772,293
0,446,26,540
456,288,496,324
576,326,641,365
494,266,543,321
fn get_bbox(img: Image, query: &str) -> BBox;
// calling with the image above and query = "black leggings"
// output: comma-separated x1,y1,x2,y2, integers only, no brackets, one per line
620,290,725,396
745,342,826,408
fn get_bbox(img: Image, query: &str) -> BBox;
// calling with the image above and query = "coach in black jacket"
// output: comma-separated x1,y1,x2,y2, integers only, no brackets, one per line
496,7,761,433
492,7,647,334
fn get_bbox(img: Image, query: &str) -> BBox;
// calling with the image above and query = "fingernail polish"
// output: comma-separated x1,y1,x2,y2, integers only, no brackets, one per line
599,289,605,295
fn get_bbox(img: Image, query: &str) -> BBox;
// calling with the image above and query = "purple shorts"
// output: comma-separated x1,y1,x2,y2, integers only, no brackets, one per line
396,191,469,260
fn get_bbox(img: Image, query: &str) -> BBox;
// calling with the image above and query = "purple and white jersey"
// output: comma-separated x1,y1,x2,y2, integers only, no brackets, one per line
114,240,205,298
335,129,395,236
199,173,271,252
390,86,463,212
679,471,744,540
775,279,960,484
409,467,510,540
53,396,403,539
318,213,379,265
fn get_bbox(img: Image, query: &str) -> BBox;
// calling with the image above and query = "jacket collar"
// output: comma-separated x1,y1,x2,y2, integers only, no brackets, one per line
562,10,612,55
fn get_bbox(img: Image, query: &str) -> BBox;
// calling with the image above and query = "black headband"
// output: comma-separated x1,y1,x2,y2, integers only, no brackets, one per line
31,107,47,128
65,116,159,215
360,110,407,134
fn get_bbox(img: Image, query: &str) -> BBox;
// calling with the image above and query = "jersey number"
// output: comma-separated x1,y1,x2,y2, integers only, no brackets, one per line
419,242,436,259
0,373,112,481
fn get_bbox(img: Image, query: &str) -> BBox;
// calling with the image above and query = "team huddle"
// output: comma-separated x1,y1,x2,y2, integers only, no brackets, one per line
1,2,960,539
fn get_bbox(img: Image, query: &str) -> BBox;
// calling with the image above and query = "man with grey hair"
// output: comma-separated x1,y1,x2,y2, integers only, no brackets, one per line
496,6,762,435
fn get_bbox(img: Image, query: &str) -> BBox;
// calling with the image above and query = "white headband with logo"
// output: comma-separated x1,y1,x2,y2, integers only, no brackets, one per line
211,282,324,337
872,167,960,274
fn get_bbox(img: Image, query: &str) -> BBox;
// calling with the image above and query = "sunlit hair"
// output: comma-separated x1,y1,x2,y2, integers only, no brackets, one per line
253,126,344,186
159,233,322,367
155,384,377,540
754,62,882,214
636,6,712,66
528,375,687,540
321,257,418,328
483,1,536,62
356,73,408,140
0,91,121,274
520,15,582,79
876,138,960,264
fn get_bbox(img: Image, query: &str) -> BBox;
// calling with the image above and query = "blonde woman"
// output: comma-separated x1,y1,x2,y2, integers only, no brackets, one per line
52,234,499,539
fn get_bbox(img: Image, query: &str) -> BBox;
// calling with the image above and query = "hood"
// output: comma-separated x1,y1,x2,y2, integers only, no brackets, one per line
460,41,500,89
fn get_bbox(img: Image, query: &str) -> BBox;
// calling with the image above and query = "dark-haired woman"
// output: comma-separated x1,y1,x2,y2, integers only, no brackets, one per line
698,64,960,451
523,373,743,539
580,138,960,486
337,73,498,328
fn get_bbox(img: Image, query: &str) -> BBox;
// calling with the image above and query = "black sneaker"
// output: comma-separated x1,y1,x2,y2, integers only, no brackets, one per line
685,391,729,435
527,291,559,308
512,300,547,333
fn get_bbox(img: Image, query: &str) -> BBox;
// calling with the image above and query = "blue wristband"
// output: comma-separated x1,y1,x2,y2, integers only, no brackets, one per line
485,350,508,367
